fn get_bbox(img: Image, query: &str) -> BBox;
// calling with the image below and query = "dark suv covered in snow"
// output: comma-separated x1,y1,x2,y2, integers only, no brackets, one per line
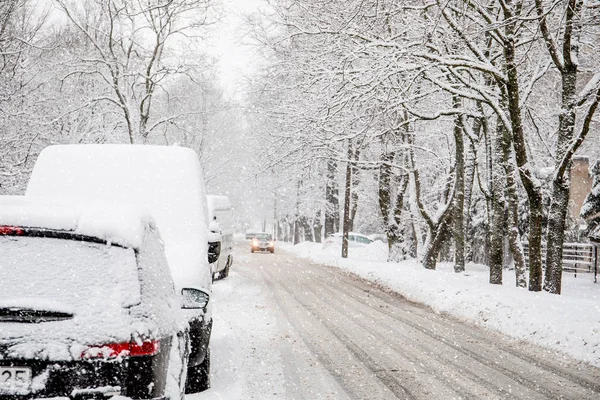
0,197,202,400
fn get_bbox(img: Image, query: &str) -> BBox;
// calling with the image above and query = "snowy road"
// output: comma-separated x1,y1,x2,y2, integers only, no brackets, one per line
194,243,600,400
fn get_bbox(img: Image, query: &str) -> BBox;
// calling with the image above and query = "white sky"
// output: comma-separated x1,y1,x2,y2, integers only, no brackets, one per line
208,0,265,96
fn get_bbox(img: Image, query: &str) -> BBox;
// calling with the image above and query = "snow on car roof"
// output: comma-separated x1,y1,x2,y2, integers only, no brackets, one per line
0,196,153,249
206,195,231,214
26,144,207,247
26,144,211,293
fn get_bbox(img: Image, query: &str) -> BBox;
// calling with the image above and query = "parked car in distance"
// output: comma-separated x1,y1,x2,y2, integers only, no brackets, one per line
207,195,234,281
26,144,214,393
323,232,374,249
250,232,275,253
368,233,388,243
0,196,194,400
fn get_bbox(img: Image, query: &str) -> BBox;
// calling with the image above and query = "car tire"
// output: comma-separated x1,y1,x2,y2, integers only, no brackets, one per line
270,249,274,254
250,249,254,253
185,348,210,394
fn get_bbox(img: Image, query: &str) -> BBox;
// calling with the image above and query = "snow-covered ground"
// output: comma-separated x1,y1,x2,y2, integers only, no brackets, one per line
279,240,600,368
191,254,286,400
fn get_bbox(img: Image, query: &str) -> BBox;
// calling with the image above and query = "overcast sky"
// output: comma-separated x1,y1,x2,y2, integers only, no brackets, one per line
209,0,264,95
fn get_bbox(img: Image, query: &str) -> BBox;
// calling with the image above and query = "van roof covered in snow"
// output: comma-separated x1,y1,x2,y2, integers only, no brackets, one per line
206,195,231,214
26,144,211,293
27,144,207,246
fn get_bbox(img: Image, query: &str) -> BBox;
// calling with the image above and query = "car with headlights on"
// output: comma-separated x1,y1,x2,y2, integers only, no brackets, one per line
250,233,275,253
0,196,200,400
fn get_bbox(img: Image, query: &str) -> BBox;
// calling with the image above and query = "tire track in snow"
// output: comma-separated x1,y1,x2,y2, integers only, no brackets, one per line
306,261,600,399
259,266,413,400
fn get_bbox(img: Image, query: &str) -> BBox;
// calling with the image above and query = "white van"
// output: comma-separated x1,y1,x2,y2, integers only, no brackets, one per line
206,195,234,280
26,144,214,392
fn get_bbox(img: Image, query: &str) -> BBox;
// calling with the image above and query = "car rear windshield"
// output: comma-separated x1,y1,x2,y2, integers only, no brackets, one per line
0,235,140,312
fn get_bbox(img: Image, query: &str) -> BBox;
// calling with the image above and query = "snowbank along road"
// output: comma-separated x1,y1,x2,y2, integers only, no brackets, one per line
196,242,600,400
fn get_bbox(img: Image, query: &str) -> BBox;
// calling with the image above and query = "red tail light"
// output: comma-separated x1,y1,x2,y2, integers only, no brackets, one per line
0,226,24,235
82,340,160,359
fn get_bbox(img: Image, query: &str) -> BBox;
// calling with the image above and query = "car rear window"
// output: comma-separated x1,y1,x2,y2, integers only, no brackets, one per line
0,236,140,312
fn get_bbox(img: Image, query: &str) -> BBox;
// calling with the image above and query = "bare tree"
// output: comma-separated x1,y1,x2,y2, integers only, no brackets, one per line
55,0,218,144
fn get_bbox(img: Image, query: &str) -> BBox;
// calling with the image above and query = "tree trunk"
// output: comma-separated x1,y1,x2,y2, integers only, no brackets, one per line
341,142,353,258
505,154,527,288
349,148,360,232
409,134,454,270
422,220,452,270
489,119,506,285
378,142,410,263
324,160,339,237
545,178,570,294
313,210,323,243
503,0,544,291
544,67,579,295
293,179,302,245
453,98,465,273
463,129,478,263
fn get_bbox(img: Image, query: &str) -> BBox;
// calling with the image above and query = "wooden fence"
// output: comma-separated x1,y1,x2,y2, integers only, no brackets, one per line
522,242,598,282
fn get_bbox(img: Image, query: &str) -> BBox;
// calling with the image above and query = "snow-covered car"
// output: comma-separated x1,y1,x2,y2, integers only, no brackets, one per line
323,232,374,249
207,195,234,280
250,232,275,253
0,196,194,400
368,233,388,243
26,145,213,393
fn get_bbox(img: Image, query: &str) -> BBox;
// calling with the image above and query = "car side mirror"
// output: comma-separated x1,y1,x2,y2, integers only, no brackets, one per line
181,288,209,309
208,241,221,264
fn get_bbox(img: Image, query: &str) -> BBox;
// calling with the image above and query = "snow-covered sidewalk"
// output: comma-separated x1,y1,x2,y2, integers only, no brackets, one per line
280,240,600,367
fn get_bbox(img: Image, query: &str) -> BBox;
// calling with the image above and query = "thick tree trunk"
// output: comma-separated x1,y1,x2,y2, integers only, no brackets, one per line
544,68,578,294
453,100,465,273
503,0,544,290
505,157,527,288
324,160,339,237
378,135,410,263
422,220,451,270
545,178,570,294
378,150,395,259
489,119,506,285
501,120,527,287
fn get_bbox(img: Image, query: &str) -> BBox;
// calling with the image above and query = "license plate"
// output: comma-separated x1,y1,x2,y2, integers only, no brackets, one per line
0,366,32,394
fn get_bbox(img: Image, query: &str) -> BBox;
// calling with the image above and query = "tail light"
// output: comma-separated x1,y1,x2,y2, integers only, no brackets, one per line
82,340,160,359
0,226,25,235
